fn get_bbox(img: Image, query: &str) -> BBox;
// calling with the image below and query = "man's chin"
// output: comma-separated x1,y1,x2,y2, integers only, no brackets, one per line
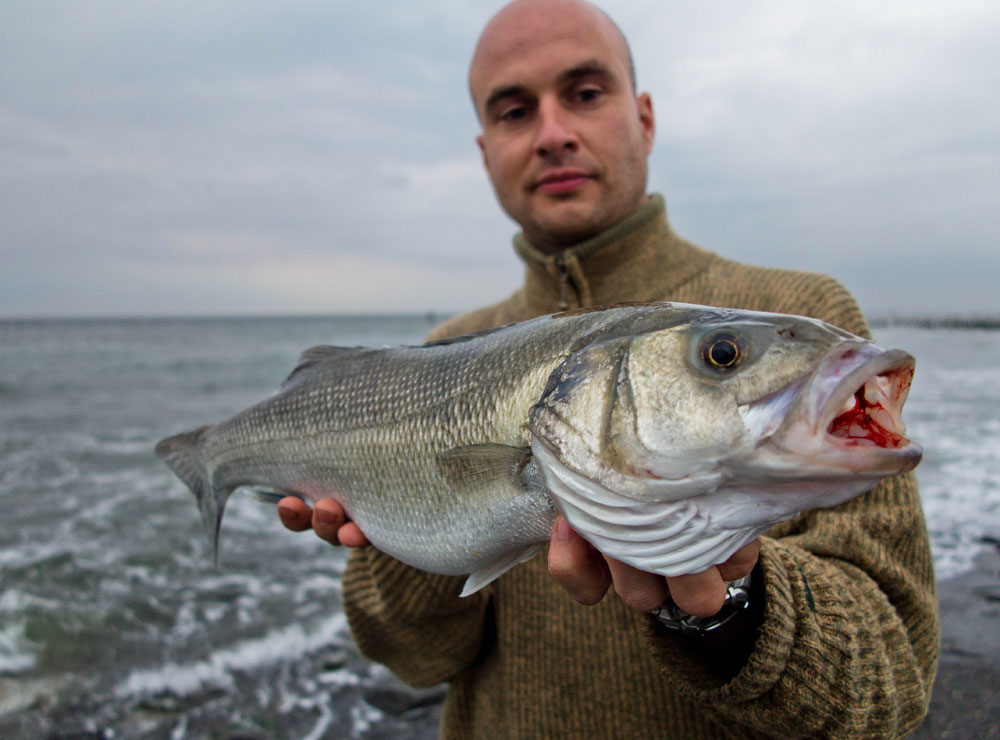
526,199,607,247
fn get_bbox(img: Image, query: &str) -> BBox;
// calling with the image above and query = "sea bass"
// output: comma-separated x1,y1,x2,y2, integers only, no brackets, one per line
156,302,921,596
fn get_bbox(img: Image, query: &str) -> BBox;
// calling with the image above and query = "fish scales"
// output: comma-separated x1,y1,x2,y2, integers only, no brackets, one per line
159,309,631,577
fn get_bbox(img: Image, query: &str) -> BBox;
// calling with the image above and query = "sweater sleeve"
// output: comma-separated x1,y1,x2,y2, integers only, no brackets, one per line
642,274,939,737
341,547,490,688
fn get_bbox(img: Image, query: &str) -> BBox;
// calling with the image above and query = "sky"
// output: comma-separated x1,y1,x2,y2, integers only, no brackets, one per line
2,0,998,319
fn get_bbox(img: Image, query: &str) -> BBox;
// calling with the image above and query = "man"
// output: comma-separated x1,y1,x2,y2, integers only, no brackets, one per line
279,1,938,737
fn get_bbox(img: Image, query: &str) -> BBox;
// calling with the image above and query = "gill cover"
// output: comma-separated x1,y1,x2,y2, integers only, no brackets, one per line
526,328,760,575
528,323,754,503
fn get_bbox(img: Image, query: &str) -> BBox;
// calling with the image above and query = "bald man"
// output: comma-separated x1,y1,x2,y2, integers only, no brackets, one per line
279,2,938,737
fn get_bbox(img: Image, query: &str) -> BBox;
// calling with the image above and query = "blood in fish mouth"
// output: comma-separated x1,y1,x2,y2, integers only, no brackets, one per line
827,370,912,449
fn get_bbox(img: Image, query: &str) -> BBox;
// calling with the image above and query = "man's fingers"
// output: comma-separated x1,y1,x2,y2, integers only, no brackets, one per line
666,569,728,617
663,541,761,617
337,521,371,548
548,517,612,605
278,496,369,547
312,499,346,544
605,558,669,612
717,539,761,582
278,497,313,531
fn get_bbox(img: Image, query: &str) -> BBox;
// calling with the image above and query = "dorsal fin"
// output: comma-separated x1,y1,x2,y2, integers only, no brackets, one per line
422,321,519,347
282,345,373,388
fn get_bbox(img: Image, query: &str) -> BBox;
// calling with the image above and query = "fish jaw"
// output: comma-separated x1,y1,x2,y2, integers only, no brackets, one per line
740,342,922,480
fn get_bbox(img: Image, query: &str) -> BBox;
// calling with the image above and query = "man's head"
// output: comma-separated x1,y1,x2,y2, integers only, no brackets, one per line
469,0,655,253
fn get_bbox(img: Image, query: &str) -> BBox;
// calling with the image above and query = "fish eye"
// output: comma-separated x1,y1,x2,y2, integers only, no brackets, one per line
700,333,743,370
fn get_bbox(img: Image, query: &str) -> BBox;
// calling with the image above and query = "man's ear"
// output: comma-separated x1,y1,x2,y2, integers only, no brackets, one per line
477,134,490,170
637,93,655,154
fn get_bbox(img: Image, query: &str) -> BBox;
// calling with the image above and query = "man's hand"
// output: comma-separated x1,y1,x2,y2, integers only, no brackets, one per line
277,497,370,547
547,516,760,617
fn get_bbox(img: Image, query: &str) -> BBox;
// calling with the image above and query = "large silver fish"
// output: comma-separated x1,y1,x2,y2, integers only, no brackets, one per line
156,302,921,596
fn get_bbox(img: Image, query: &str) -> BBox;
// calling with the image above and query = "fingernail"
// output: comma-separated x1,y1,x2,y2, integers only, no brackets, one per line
316,508,339,526
556,519,574,541
278,505,296,521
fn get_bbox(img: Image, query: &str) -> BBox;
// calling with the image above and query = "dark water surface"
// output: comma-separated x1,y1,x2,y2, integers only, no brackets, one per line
0,317,996,738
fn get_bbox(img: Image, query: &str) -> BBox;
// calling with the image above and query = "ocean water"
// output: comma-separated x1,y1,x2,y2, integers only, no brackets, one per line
0,316,997,738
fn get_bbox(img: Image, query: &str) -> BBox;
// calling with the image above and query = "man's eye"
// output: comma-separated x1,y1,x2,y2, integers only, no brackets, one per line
575,87,602,103
500,106,528,122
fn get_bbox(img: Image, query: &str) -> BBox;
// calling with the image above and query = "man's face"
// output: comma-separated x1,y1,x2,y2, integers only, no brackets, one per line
470,2,655,252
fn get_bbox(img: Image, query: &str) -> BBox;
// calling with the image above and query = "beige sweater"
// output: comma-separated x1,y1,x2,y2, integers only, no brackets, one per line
343,195,939,739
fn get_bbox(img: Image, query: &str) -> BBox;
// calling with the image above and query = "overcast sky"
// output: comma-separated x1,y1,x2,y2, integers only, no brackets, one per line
3,0,998,319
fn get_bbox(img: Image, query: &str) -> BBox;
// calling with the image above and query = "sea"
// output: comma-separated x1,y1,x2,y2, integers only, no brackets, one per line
1,315,998,739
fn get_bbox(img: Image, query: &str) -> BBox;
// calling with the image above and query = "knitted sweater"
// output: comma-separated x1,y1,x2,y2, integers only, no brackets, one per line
343,195,939,739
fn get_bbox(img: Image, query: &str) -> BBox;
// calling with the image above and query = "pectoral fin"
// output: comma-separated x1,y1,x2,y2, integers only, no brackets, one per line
437,444,553,596
435,443,534,494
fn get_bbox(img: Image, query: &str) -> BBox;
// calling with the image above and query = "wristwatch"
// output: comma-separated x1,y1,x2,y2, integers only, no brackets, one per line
651,575,752,636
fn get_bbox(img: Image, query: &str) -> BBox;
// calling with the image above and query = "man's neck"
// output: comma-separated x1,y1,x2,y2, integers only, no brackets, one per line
521,195,652,256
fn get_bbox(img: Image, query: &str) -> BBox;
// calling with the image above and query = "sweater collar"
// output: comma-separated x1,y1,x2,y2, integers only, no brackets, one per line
511,194,711,311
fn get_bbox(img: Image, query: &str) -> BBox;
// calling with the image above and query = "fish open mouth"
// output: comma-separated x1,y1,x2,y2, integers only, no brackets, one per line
813,346,917,451
746,342,922,479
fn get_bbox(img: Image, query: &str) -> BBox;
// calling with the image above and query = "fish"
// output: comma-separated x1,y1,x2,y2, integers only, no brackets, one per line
156,302,922,597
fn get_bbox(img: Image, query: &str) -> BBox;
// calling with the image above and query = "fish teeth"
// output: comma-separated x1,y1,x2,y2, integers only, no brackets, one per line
870,406,902,435
862,374,907,433
864,375,892,406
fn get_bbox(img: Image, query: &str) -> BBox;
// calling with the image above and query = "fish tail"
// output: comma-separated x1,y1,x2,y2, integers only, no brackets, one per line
155,426,227,566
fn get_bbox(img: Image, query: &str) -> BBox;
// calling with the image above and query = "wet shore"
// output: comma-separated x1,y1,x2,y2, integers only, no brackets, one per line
912,543,1000,739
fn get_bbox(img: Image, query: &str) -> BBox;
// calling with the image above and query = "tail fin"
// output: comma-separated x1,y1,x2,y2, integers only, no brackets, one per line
155,426,228,566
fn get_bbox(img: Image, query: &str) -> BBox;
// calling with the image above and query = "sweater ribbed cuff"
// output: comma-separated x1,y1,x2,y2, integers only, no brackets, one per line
642,537,796,702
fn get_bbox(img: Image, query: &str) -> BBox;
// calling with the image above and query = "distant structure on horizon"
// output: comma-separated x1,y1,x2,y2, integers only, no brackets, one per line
869,314,1000,329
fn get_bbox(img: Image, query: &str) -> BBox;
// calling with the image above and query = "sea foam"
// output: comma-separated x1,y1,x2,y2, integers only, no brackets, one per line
113,612,349,700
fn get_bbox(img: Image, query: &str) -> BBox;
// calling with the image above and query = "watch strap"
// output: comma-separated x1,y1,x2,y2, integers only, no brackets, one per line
651,575,752,636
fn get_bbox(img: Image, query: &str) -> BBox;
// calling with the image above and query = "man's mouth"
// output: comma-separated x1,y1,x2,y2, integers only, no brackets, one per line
533,169,593,194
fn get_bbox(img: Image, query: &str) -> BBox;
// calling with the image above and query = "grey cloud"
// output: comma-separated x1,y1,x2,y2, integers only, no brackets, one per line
2,1,997,317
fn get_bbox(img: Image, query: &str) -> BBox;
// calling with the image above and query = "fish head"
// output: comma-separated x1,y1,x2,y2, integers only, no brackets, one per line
530,308,921,503
528,305,921,576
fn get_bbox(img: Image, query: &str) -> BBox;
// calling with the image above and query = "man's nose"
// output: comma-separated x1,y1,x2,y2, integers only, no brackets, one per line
534,98,578,157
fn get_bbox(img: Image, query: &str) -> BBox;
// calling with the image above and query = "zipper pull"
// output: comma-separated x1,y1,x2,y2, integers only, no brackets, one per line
555,254,569,311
